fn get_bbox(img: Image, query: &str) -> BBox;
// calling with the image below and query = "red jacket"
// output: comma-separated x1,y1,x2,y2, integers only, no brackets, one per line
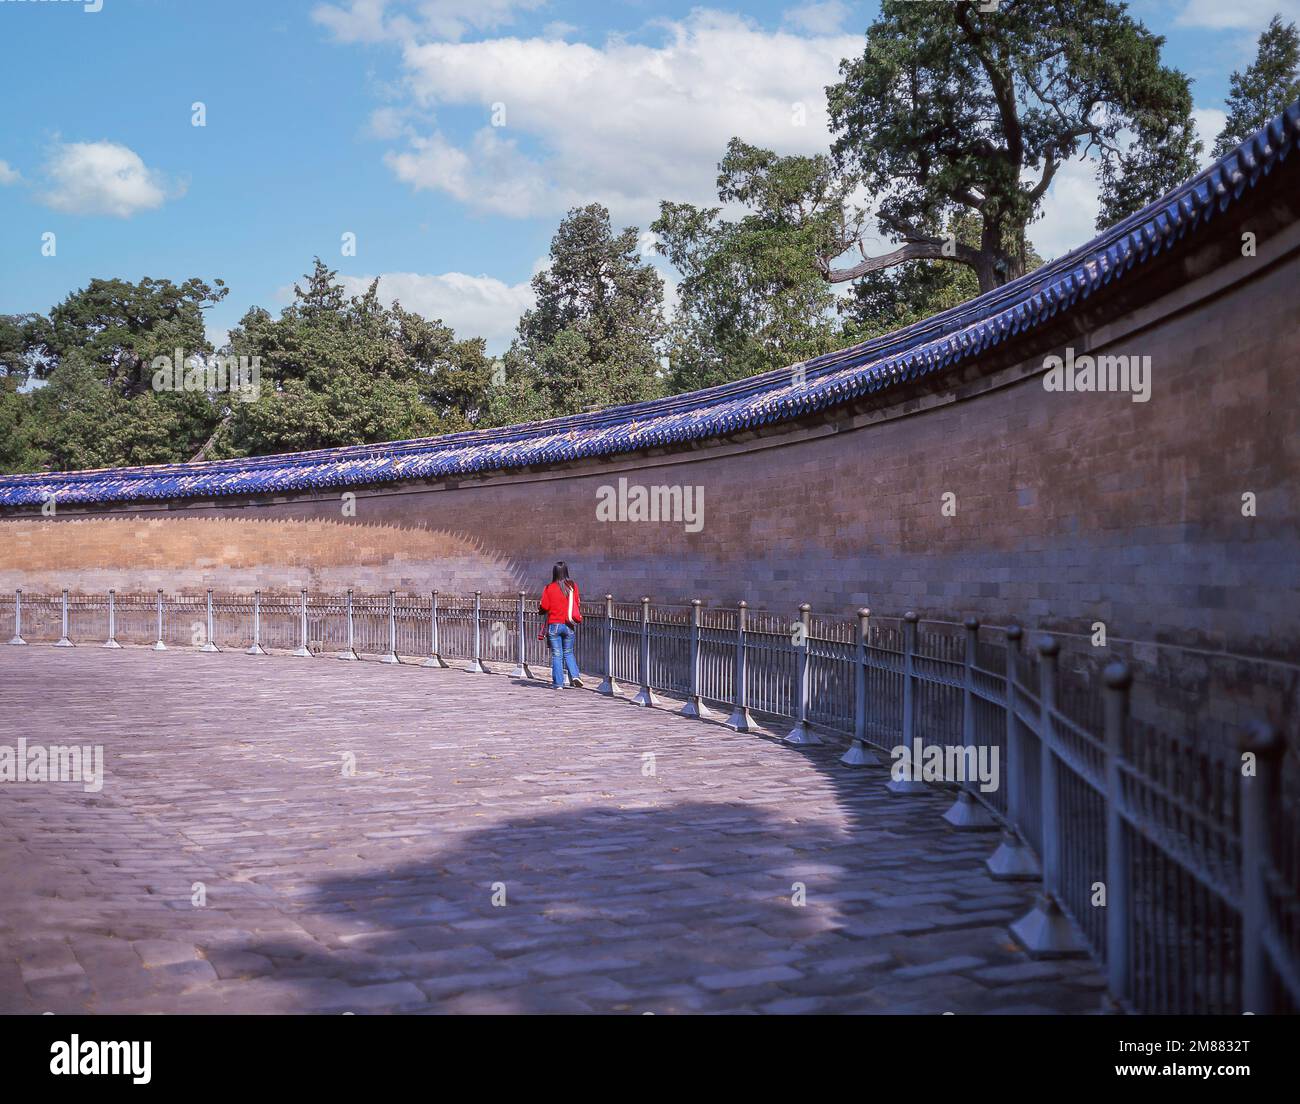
539,581,581,625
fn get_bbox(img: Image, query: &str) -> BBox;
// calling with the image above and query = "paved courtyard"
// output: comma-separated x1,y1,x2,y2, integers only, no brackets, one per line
0,646,1105,1014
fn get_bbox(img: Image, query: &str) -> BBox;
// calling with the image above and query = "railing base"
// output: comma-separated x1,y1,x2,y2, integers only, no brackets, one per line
630,685,660,707
467,660,491,674
597,677,620,696
886,777,928,795
55,638,74,647
942,790,998,830
839,739,880,767
510,663,534,679
101,639,123,650
336,648,359,660
680,697,713,720
421,654,449,669
292,646,312,658
380,652,400,664
1009,894,1088,959
724,708,754,732
248,643,269,656
152,641,167,652
8,636,27,646
200,642,220,653
784,722,821,746
985,832,1042,880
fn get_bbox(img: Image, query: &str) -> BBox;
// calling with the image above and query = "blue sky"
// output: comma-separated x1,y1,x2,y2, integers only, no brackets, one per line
0,0,1293,353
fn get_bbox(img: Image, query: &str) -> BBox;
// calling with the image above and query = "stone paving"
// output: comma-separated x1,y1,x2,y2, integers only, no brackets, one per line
0,646,1106,1014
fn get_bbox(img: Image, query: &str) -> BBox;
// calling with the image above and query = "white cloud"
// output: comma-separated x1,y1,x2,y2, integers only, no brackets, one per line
783,1,852,35
1192,106,1228,161
383,128,555,217
339,269,536,351
378,11,860,224
0,160,19,185
1176,0,1300,30
366,105,414,140
313,0,545,44
1031,157,1102,262
38,141,177,218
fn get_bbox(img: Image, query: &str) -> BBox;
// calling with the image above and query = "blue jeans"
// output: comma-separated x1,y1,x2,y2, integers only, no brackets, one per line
547,623,580,687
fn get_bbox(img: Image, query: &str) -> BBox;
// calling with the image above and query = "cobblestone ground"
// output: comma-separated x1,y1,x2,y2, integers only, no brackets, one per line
0,647,1106,1014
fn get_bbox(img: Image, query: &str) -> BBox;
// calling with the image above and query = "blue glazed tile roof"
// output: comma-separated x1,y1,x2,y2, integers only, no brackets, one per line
3,102,1298,509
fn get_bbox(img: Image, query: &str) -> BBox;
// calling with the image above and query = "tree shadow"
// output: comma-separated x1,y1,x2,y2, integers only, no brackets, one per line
223,776,1089,1014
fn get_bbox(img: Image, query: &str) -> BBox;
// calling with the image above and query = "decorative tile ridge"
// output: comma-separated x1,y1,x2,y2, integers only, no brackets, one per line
1,100,1297,509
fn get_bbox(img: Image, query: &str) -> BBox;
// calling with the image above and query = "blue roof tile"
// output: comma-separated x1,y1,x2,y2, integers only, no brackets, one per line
2,101,1298,509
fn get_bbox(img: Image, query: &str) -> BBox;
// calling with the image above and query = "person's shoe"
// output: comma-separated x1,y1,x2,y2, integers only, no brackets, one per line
570,677,585,689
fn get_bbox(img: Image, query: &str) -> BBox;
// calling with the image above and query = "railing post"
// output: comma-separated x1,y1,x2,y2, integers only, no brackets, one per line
380,589,400,663
468,591,489,673
724,602,754,732
1103,661,1133,1011
597,594,619,696
336,589,358,660
510,591,534,679
9,588,27,646
681,599,712,719
1241,721,1283,1015
248,590,268,655
887,612,926,793
630,597,659,706
55,588,74,646
943,617,995,827
1009,635,1085,956
152,589,167,651
422,590,448,668
292,588,312,657
199,588,220,652
987,625,1040,879
102,589,122,649
841,608,880,766
785,604,820,745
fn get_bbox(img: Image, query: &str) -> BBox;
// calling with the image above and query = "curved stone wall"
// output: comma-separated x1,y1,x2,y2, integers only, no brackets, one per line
2,149,1298,673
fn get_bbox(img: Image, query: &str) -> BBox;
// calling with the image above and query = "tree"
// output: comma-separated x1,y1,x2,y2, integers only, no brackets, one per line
23,276,227,391
1096,112,1200,228
211,260,492,458
0,277,229,472
825,0,1198,291
652,140,845,391
484,205,665,424
837,211,1046,342
1213,16,1300,157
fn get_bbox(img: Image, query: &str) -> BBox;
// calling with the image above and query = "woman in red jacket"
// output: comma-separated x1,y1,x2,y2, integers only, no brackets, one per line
539,561,583,689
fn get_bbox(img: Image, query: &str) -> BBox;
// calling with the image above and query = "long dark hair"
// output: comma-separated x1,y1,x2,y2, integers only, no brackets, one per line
552,561,574,593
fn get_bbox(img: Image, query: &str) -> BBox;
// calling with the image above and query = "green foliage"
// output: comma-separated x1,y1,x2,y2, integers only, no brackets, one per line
0,12,1270,475
827,0,1198,290
652,140,843,390
210,260,492,458
838,210,1045,343
0,277,230,472
483,204,666,424
1213,16,1300,157
25,276,227,391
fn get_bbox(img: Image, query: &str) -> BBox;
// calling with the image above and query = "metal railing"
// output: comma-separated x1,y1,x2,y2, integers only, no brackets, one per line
1,587,1296,1015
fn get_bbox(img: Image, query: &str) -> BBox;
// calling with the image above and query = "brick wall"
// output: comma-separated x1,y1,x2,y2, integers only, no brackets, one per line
3,208,1297,679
